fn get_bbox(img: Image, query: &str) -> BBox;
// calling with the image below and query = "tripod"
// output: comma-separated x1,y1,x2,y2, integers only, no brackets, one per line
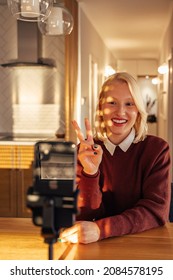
27,187,78,260
41,197,59,260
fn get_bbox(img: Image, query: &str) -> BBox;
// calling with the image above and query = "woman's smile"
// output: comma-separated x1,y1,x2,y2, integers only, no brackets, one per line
111,117,128,125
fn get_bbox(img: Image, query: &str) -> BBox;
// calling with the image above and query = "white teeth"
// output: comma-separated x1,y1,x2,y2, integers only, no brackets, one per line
112,119,127,124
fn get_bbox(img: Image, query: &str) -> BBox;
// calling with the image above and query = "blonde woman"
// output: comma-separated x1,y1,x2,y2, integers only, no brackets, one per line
60,72,171,244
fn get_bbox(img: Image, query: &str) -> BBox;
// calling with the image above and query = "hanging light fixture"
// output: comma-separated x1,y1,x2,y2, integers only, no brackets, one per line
7,0,53,22
38,0,74,36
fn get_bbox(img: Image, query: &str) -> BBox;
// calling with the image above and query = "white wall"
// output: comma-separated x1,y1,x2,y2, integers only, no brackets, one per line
158,10,173,141
117,59,158,79
158,9,173,180
77,7,116,133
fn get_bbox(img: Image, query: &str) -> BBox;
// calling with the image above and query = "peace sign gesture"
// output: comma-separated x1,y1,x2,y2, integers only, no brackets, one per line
72,118,103,175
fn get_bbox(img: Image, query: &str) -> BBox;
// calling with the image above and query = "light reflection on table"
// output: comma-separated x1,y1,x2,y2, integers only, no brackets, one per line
0,218,173,260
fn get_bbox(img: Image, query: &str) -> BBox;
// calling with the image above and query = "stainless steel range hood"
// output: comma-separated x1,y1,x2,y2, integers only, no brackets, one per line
1,21,55,68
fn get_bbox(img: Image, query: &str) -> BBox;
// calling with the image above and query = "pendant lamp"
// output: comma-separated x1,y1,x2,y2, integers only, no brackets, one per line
7,0,53,22
38,2,74,35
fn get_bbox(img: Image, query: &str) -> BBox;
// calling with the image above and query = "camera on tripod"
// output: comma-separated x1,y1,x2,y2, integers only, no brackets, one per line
26,141,78,259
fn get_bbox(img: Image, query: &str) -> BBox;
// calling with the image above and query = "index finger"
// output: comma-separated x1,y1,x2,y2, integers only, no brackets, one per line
72,120,85,142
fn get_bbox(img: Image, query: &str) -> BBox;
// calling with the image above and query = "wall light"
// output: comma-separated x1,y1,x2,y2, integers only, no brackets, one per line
158,63,168,75
7,0,53,22
151,77,160,85
104,65,116,78
38,1,74,36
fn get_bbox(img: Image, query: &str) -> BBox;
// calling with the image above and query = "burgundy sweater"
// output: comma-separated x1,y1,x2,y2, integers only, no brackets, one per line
76,135,171,240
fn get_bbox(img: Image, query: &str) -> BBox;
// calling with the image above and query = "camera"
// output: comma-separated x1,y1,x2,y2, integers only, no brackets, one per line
26,141,78,256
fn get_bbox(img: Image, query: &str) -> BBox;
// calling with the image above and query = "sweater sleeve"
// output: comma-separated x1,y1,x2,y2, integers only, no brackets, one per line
75,162,105,221
95,140,171,240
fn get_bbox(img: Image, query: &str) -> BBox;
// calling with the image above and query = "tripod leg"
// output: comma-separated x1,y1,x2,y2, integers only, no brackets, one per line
48,243,54,260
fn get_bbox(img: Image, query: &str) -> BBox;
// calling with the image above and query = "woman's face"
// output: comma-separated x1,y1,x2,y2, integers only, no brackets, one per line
100,81,139,144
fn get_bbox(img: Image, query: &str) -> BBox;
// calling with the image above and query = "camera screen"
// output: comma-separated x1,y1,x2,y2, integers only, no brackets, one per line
41,153,75,180
36,142,76,180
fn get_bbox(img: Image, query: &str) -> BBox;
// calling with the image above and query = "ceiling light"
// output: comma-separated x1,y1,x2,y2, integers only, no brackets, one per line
7,0,53,22
38,2,74,36
158,63,168,75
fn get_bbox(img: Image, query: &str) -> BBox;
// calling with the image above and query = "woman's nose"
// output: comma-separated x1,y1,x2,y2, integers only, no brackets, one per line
115,104,125,115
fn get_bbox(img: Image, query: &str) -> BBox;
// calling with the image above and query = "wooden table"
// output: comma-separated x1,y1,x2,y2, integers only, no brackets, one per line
0,218,173,260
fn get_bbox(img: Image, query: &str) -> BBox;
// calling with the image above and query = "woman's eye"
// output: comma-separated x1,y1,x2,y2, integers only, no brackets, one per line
126,102,135,106
108,101,116,105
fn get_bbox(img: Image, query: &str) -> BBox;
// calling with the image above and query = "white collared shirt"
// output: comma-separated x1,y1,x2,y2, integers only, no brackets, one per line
103,128,135,155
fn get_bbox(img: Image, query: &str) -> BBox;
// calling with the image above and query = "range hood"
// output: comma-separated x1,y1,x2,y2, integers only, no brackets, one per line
1,21,55,68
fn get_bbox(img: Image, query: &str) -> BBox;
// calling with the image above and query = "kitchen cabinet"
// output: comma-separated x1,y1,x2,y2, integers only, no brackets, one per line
0,144,34,217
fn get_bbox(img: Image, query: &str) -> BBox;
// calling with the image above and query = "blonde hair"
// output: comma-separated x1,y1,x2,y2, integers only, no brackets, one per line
94,72,148,143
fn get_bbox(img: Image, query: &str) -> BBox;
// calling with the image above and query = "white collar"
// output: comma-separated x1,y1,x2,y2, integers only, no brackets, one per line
104,128,135,155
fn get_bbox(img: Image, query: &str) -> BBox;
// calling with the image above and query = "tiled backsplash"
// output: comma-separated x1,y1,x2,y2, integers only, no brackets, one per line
13,104,61,137
0,4,65,137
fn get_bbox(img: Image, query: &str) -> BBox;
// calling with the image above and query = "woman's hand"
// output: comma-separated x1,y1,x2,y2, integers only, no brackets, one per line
72,118,103,175
59,221,100,244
